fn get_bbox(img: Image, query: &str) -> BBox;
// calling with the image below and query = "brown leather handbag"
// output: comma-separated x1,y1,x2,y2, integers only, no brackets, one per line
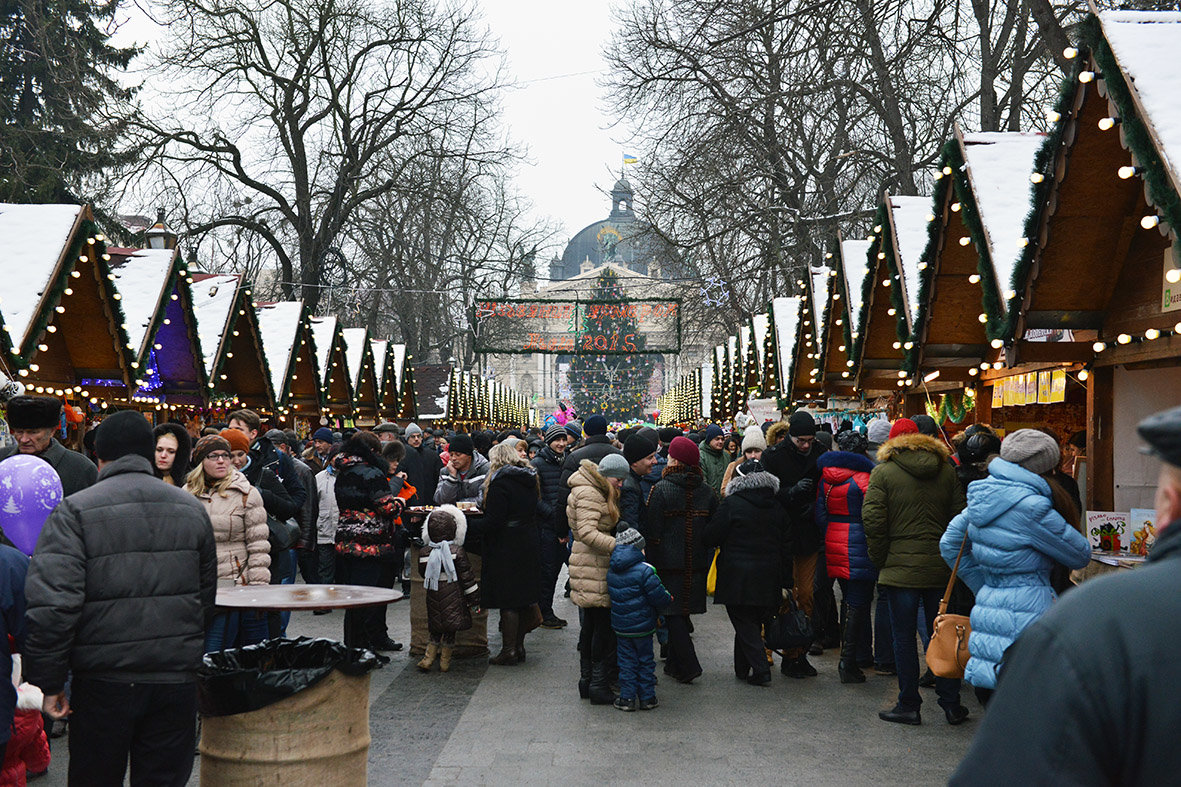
926,533,972,679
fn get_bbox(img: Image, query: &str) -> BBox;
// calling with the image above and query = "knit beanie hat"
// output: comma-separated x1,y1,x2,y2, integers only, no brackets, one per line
888,418,919,439
912,414,938,436
702,424,724,443
1000,429,1061,475
668,436,700,467
866,419,892,446
741,427,766,453
313,427,335,443
584,415,608,436
598,453,629,479
658,427,680,444
219,428,251,454
404,423,423,437
449,433,474,456
788,411,817,437
544,424,567,445
615,526,645,550
623,434,657,464
95,410,155,464
192,434,232,465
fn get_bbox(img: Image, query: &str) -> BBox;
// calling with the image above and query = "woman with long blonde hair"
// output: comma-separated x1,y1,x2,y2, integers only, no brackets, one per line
186,434,269,651
473,442,541,665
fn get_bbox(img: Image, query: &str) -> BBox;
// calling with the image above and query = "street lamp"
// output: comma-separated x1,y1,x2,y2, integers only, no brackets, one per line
144,208,178,250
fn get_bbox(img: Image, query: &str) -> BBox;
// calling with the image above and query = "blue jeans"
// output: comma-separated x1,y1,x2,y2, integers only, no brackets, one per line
838,578,875,664
204,610,268,652
874,586,893,667
883,586,961,711
616,633,656,702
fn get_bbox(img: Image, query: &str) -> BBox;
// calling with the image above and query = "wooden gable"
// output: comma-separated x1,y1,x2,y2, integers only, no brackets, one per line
341,327,380,424
310,317,354,417
191,274,274,411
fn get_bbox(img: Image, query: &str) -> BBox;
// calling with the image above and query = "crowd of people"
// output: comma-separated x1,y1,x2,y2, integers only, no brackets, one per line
2,390,1181,783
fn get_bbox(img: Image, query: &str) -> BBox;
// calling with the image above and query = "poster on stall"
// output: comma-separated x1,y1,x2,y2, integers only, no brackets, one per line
1037,371,1052,404
1127,509,1157,556
1004,377,1019,406
992,381,1003,408
1049,369,1067,403
1025,372,1038,404
1086,511,1129,551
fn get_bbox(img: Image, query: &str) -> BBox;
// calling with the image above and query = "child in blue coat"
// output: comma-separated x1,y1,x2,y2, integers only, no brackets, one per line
608,526,673,711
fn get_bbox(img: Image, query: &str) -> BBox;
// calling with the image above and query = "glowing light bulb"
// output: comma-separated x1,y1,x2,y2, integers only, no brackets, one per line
1079,71,1096,83
1093,341,1106,352
969,274,981,284
1146,328,1162,340
959,237,971,246
1063,47,1077,59
978,314,988,324
1143,215,1161,229
1119,166,1138,179
1030,173,1044,184
990,339,1004,349
1117,333,1132,344
1098,117,1117,131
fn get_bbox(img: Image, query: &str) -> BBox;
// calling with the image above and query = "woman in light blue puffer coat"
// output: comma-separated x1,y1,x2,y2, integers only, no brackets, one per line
939,429,1091,691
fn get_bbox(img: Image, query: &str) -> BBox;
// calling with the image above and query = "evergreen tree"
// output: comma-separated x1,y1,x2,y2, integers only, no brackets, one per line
0,0,138,204
569,268,656,421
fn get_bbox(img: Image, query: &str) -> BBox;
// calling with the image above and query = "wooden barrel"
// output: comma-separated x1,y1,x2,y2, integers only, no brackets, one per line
409,553,489,658
199,669,370,786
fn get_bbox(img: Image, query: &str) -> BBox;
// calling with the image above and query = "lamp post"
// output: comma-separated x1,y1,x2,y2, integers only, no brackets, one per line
144,208,178,250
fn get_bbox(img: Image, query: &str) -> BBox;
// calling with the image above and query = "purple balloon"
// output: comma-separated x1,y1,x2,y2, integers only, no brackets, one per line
0,454,63,555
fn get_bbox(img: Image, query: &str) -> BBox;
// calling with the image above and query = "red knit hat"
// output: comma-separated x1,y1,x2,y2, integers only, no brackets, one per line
219,428,252,454
668,435,700,467
888,418,919,439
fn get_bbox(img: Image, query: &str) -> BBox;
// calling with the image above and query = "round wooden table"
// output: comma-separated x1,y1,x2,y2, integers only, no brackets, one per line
215,584,403,612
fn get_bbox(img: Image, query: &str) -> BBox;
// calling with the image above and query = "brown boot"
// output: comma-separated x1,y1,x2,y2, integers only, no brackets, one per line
489,610,520,665
439,645,454,672
417,642,438,672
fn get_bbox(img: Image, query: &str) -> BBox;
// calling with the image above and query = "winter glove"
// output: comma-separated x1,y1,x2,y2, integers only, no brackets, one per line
792,477,815,498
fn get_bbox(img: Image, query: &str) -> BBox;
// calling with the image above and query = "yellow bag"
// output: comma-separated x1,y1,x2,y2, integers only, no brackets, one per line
706,549,720,595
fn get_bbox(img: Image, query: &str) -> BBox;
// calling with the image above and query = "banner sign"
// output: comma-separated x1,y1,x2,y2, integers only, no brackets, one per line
473,298,681,355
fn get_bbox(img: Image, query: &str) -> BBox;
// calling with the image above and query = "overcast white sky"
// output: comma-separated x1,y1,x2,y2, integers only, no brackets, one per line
116,0,633,247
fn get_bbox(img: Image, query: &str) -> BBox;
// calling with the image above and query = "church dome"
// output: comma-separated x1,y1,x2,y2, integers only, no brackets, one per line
551,179,675,281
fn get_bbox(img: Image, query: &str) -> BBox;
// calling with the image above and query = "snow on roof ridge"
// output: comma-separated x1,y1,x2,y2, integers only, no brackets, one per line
771,297,802,398
887,195,935,325
391,344,407,393
840,240,872,335
255,301,304,397
810,265,831,339
0,203,83,350
308,316,338,385
109,248,176,358
752,312,770,373
1102,12,1181,203
700,361,713,419
341,327,368,391
961,132,1047,311
191,274,242,376
370,339,389,392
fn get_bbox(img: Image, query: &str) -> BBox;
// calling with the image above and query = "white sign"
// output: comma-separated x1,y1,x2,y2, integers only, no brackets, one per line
746,398,781,425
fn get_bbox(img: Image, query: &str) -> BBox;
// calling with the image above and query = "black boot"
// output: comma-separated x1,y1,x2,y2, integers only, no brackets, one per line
781,653,818,678
490,610,520,665
839,606,867,684
588,661,614,705
578,652,593,699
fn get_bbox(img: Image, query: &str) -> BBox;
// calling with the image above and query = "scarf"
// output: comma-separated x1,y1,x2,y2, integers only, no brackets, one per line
423,532,458,591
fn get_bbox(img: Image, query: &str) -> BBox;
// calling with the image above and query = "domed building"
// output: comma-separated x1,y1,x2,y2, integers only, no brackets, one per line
548,178,677,281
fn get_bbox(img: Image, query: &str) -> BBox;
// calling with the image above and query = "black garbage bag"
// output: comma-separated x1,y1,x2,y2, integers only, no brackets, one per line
198,636,381,717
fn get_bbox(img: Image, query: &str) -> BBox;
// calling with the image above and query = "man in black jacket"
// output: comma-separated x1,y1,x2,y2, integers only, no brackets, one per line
621,433,658,536
228,409,307,510
951,404,1181,785
532,424,570,628
25,410,216,786
0,395,96,496
555,415,622,532
760,410,823,679
400,423,443,505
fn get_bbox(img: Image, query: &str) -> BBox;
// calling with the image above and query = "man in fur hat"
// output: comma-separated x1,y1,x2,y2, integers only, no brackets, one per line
0,396,96,496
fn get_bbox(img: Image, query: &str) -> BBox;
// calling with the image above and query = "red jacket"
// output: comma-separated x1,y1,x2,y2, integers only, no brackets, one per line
817,451,876,582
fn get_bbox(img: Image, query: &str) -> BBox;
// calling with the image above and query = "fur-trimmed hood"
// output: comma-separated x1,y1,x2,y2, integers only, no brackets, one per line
570,458,616,500
817,450,877,474
724,470,779,497
425,504,468,546
875,433,950,480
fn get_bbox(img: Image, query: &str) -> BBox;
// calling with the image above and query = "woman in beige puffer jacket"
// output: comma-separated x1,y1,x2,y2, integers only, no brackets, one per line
566,458,619,703
185,435,270,585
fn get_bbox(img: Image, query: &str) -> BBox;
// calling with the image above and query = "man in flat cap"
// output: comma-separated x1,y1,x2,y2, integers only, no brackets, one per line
951,404,1181,784
0,396,96,495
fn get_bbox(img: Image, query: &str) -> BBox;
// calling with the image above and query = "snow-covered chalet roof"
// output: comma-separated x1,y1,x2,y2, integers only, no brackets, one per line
700,362,713,419
107,247,177,359
840,240,872,337
1101,12,1181,196
771,297,802,399
961,132,1046,310
190,274,241,376
739,325,751,368
391,344,407,396
341,327,369,391
254,301,304,398
0,203,82,351
309,316,339,386
886,195,934,325
370,339,389,393
810,265,831,340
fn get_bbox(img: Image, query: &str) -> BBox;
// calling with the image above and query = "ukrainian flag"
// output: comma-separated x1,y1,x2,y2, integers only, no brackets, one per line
623,153,639,164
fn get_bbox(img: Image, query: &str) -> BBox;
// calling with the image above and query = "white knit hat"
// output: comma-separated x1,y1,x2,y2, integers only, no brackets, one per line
741,428,767,452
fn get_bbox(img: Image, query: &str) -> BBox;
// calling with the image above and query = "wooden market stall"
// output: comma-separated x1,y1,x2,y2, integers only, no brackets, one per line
309,316,354,422
767,296,803,409
191,274,275,413
390,346,418,422
341,327,380,427
816,237,872,401
107,246,208,414
785,264,831,407
0,205,136,426
255,301,323,428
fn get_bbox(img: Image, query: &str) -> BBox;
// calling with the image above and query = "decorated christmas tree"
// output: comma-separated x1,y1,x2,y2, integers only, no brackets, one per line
569,269,656,420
